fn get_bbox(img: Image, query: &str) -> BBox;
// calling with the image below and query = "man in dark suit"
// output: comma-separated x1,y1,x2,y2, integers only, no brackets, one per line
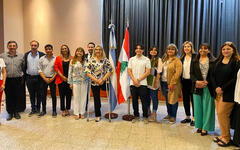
24,40,45,116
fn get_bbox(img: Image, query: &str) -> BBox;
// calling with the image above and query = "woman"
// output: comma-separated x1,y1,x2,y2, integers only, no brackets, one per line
0,58,6,125
85,45,112,122
54,45,72,117
68,47,88,120
147,46,162,122
161,44,182,123
190,43,215,136
180,41,196,126
212,42,240,147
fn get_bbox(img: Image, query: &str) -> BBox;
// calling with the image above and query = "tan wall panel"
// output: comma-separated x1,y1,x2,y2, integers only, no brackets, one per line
0,0,3,53
3,0,24,53
23,0,102,55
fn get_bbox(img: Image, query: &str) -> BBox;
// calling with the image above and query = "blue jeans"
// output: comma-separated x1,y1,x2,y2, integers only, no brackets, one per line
147,88,159,112
161,81,178,118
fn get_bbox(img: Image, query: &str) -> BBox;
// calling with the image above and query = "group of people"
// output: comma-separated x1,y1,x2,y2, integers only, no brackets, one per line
0,40,239,147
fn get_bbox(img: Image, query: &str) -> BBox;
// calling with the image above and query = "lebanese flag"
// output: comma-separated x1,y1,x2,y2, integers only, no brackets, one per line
116,28,130,104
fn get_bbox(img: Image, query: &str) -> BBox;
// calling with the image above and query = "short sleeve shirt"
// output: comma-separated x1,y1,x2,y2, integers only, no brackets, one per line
128,55,151,86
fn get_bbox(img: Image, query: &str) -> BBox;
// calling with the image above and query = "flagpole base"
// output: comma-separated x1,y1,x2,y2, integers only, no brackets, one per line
122,114,135,121
104,113,118,119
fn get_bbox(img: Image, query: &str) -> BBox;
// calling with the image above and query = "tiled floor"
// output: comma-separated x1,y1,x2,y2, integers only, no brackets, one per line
0,97,238,150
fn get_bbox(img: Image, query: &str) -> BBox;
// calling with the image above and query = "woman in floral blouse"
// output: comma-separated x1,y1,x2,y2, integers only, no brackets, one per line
68,47,88,120
85,45,113,122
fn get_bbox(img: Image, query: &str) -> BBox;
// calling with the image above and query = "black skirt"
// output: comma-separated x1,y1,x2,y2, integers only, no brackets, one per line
230,102,240,147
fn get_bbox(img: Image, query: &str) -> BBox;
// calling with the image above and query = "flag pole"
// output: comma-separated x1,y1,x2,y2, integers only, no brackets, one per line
87,78,91,122
122,17,135,121
106,78,111,122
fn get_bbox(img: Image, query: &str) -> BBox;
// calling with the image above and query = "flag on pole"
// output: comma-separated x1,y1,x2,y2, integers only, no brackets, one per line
108,24,118,112
116,28,130,104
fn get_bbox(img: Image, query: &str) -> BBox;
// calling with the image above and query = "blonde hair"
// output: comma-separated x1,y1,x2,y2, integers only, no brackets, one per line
162,43,178,62
180,41,195,59
92,45,106,59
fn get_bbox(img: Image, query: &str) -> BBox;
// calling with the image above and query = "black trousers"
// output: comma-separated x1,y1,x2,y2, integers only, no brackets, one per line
91,83,106,117
26,74,41,112
231,103,240,146
39,79,57,112
5,77,26,114
58,82,72,111
130,85,148,118
182,79,194,117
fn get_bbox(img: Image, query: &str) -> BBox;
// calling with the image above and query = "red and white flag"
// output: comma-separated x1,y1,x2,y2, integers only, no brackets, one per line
116,28,130,104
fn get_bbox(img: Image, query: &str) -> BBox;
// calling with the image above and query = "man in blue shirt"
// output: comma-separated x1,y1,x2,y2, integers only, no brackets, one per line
24,40,45,116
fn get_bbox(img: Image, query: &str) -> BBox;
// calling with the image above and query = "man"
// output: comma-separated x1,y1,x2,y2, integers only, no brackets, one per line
38,44,57,117
85,42,95,61
24,40,45,116
0,41,25,120
127,44,151,124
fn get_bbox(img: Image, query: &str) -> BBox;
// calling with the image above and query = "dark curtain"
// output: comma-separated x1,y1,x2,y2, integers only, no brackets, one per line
102,0,240,57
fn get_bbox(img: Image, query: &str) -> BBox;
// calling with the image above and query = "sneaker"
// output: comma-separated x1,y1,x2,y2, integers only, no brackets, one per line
163,115,170,120
52,111,57,118
14,113,21,119
169,117,176,123
38,111,46,117
132,117,140,123
143,117,149,124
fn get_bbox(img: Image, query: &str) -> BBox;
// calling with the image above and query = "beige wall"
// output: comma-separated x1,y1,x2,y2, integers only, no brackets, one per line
23,0,102,55
3,0,24,53
0,0,3,53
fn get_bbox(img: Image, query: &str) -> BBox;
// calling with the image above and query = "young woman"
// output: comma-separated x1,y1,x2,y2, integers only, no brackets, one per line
147,46,162,122
54,45,72,117
0,58,6,125
211,42,240,147
180,41,196,126
68,47,88,120
161,44,182,123
85,45,112,122
190,43,215,136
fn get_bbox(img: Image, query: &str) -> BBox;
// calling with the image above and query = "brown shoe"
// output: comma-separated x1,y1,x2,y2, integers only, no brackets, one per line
149,112,156,122
74,115,79,120
80,114,85,119
169,117,176,123
163,115,170,120
65,110,70,116
62,111,66,117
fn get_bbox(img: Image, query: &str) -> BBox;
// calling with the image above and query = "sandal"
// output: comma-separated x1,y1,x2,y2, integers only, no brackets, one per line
196,128,202,133
217,140,232,147
213,137,220,143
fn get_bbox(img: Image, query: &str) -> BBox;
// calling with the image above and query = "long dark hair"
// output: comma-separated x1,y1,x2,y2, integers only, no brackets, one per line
148,46,159,68
195,43,214,61
215,41,240,64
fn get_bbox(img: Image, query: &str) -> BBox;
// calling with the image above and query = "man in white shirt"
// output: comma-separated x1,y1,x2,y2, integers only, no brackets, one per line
128,44,151,124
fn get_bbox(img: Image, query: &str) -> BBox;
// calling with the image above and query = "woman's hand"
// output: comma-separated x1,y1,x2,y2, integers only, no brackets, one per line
69,84,73,90
215,87,223,94
0,84,5,91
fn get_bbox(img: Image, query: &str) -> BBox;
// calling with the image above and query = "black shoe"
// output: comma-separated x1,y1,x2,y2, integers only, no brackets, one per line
52,111,57,118
6,114,13,121
190,120,195,126
14,113,21,119
196,128,202,133
38,111,46,117
28,111,35,117
201,131,208,136
180,118,191,123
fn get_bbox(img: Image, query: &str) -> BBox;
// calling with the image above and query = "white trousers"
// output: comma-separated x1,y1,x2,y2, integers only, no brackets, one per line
73,82,87,115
